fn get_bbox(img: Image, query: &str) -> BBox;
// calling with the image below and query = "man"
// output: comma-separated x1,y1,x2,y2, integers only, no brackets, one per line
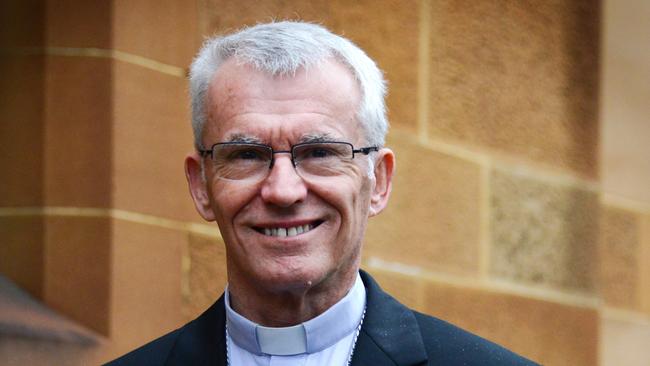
108,21,537,365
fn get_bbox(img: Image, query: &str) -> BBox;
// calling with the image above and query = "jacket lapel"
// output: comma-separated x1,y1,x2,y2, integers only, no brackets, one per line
351,271,428,366
165,296,228,366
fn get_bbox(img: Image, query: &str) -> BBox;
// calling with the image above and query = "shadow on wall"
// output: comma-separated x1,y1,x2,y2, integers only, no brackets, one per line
0,274,101,364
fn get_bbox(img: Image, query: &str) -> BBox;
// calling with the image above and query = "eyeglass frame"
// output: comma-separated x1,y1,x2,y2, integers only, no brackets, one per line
197,141,379,175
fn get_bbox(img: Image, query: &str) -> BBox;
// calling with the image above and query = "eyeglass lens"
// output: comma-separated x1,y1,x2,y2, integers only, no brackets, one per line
210,142,359,182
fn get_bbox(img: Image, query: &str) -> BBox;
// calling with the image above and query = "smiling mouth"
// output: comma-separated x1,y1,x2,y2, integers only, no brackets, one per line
254,221,323,237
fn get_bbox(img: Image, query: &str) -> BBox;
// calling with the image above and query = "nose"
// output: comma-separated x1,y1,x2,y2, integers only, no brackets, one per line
260,154,308,207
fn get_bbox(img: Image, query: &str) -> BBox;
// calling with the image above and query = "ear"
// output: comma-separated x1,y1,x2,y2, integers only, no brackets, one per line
368,148,395,217
185,152,216,221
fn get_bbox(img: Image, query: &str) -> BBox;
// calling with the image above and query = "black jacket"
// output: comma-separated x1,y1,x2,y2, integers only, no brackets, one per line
106,270,539,365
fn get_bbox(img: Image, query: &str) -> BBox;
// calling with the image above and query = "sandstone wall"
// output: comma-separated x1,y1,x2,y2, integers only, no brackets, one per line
1,1,648,364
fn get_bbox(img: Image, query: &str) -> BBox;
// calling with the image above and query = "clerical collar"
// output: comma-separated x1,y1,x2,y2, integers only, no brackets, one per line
225,273,366,356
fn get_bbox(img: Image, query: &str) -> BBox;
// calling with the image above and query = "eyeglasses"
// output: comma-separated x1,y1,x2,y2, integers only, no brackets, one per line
199,141,379,182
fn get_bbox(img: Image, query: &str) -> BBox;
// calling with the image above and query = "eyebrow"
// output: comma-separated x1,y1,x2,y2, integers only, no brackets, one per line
225,134,264,144
298,133,341,144
224,132,345,145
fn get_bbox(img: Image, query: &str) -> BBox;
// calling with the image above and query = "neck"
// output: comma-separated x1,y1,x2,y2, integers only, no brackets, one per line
227,269,358,327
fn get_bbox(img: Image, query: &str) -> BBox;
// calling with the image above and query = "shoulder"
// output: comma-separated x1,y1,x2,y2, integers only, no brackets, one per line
412,310,539,365
359,270,538,365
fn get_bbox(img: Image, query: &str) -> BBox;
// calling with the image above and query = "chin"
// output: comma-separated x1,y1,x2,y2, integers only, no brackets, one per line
255,262,332,293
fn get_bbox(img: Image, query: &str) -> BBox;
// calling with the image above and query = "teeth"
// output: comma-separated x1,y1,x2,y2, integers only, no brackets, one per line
261,224,315,237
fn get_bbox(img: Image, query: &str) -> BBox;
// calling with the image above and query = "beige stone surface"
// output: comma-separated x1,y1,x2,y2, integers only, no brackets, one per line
427,0,599,178
422,280,598,366
43,216,111,335
601,0,650,205
200,0,329,35
641,214,650,316
112,61,197,221
44,56,112,207
490,169,599,293
0,216,44,299
0,55,45,206
200,0,420,131
112,0,199,67
45,0,111,48
600,205,640,309
0,0,44,47
184,232,227,321
364,130,482,275
364,268,423,311
601,314,650,366
110,219,186,351
326,0,420,131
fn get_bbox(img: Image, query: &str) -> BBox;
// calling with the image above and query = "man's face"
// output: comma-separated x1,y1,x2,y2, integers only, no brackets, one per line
187,58,392,294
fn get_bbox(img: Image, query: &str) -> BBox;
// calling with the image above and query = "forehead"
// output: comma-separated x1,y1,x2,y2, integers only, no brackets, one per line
203,58,362,145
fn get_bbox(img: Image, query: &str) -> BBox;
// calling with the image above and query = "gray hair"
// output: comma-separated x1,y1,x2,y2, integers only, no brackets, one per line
189,21,388,150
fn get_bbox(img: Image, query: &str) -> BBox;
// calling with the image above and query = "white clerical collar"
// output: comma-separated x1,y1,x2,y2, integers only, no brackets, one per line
225,273,366,356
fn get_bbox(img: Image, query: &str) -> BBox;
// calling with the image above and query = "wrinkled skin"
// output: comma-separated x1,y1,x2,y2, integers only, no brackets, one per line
185,58,395,326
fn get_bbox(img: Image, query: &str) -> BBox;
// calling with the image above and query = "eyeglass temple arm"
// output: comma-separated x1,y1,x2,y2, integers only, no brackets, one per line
352,146,379,156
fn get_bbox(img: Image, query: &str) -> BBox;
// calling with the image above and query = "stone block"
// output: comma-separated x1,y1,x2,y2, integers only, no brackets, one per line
490,168,599,293
201,0,420,131
43,216,111,335
601,0,650,205
200,0,329,35
112,0,199,67
0,215,44,298
326,0,420,131
110,219,186,350
599,205,640,309
44,56,112,207
601,315,650,366
45,0,111,48
641,214,650,316
184,232,227,321
365,130,482,275
422,280,598,366
0,55,45,206
601,116,650,205
427,0,599,178
0,0,44,48
112,61,197,222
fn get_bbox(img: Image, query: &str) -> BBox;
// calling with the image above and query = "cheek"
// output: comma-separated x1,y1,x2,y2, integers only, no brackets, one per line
208,181,258,222
314,160,362,177
317,175,372,225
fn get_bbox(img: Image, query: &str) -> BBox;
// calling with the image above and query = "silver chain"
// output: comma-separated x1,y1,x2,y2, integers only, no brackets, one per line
226,307,366,366
345,307,366,365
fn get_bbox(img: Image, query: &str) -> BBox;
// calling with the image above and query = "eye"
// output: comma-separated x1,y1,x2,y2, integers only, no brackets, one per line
299,145,346,160
236,149,260,159
228,148,265,160
306,146,334,158
295,143,351,164
215,144,270,162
